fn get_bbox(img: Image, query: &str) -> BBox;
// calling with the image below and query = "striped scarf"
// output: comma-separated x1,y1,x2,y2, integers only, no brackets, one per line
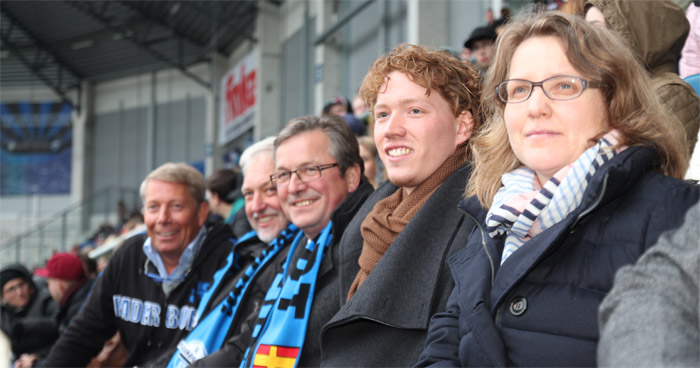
166,224,299,368
240,222,334,368
486,131,624,264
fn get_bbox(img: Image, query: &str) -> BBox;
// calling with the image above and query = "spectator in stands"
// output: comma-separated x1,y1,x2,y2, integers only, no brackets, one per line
485,8,495,28
38,253,93,333
357,136,380,188
463,26,497,76
42,162,235,367
322,96,367,136
0,264,58,368
206,168,252,239
226,115,373,367
598,201,700,366
585,0,700,156
417,11,699,366
238,137,292,244
352,94,370,125
15,254,96,368
165,136,297,367
320,43,481,366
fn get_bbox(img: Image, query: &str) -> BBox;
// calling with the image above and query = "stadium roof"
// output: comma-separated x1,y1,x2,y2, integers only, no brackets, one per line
0,0,272,106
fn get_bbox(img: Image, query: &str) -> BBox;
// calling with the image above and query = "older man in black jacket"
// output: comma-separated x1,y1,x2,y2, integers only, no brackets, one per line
43,163,234,367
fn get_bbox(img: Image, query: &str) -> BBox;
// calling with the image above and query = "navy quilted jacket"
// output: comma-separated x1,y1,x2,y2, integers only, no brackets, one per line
417,146,699,367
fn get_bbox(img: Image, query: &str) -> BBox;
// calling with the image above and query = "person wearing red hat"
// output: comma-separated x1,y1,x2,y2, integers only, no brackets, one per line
11,253,94,368
39,253,92,333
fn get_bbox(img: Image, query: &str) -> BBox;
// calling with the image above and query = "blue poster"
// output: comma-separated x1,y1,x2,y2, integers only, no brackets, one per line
0,102,73,195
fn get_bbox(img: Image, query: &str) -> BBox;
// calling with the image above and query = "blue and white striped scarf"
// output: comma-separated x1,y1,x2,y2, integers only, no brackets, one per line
486,131,624,264
166,224,299,368
240,221,334,368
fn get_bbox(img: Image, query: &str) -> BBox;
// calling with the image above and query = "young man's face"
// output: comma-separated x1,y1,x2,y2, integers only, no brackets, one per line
373,71,473,194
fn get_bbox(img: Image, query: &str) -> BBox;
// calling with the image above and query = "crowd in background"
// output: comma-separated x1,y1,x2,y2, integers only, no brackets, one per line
2,1,700,367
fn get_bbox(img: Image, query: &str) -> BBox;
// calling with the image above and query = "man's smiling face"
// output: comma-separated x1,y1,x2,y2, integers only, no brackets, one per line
274,129,351,239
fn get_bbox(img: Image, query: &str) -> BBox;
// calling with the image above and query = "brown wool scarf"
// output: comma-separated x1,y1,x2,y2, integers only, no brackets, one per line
347,144,468,300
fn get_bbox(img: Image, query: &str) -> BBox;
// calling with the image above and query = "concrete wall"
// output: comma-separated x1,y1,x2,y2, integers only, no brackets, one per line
1,0,494,258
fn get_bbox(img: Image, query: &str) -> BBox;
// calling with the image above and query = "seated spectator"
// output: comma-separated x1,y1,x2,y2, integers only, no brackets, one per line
165,137,297,367
0,265,58,368
42,162,235,367
418,10,698,366
320,43,481,366
598,201,700,366
357,136,381,188
38,253,93,333
585,0,700,156
206,168,252,239
225,115,373,367
352,94,370,125
322,96,367,136
463,26,497,76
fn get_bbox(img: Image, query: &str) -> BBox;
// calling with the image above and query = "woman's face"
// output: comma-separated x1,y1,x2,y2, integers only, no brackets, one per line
504,36,609,183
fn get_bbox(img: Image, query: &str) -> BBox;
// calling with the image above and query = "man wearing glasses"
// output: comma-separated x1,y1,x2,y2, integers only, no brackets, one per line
44,163,234,367
195,115,373,367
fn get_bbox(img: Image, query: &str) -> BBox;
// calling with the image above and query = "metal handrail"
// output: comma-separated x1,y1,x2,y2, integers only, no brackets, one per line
0,187,140,267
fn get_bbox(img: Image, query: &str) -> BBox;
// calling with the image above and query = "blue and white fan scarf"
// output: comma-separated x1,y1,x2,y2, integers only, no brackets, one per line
240,221,334,368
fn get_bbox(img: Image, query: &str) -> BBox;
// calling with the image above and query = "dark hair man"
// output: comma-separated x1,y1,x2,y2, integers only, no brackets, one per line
43,163,234,367
194,115,374,367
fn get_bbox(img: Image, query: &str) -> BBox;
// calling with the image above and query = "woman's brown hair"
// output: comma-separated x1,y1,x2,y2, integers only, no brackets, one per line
467,10,688,208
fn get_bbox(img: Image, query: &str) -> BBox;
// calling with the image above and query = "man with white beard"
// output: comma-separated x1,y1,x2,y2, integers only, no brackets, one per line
163,137,298,368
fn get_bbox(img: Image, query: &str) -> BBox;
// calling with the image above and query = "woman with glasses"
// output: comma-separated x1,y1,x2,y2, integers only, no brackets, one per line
416,10,699,367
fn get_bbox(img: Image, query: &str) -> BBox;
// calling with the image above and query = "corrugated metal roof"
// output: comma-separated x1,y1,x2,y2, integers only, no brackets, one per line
0,0,262,106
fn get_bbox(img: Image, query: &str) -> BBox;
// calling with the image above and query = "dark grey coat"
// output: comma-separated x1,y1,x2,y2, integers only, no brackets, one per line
320,163,475,367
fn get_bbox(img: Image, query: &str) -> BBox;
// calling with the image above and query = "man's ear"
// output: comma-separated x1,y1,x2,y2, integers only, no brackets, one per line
197,201,210,226
455,110,475,146
344,163,362,193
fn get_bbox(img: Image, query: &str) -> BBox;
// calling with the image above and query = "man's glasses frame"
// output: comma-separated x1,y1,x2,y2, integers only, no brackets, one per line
270,163,339,187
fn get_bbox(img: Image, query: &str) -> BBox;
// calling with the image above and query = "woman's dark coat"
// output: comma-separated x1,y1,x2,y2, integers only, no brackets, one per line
417,146,700,367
